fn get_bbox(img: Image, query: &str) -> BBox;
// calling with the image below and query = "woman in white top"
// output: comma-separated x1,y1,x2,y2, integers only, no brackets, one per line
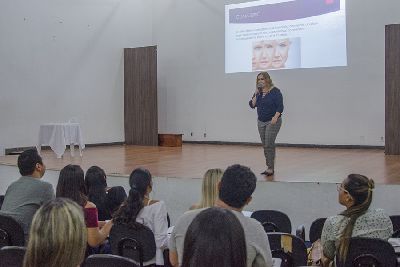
320,174,393,266
113,168,168,266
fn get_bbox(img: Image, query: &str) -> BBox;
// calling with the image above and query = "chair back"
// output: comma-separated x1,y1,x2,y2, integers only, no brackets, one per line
389,215,400,238
309,217,327,243
267,232,307,267
0,215,24,248
335,237,397,267
251,210,292,233
0,196,4,210
83,254,138,267
0,246,26,267
110,223,156,267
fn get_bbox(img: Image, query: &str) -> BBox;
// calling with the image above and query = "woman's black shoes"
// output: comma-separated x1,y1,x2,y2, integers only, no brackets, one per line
261,170,274,176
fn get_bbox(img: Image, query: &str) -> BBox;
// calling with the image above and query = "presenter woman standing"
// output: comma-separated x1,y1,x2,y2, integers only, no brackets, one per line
249,72,283,176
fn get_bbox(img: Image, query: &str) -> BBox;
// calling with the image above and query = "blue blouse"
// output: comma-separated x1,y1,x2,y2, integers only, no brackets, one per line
249,87,284,122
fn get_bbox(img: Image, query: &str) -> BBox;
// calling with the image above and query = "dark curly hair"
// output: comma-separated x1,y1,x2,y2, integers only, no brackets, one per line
218,164,256,209
113,168,152,227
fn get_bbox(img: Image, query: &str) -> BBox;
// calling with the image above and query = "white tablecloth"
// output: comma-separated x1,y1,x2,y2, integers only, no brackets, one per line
37,123,85,158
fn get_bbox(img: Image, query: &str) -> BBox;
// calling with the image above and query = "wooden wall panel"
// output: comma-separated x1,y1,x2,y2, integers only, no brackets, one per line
385,25,400,155
124,46,158,145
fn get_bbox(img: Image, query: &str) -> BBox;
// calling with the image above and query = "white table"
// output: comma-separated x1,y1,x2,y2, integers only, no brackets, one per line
37,123,85,158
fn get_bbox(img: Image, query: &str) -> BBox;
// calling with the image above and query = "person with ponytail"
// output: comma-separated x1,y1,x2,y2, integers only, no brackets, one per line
113,168,168,266
320,174,393,266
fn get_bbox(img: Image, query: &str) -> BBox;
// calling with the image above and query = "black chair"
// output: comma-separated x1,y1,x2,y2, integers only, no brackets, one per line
0,196,4,210
0,215,25,249
335,237,397,267
389,215,400,238
83,254,138,267
309,217,327,243
267,232,307,267
251,210,292,233
110,223,156,267
0,246,26,267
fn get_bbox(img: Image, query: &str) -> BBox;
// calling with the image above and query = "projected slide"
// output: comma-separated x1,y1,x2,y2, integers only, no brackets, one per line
225,0,347,73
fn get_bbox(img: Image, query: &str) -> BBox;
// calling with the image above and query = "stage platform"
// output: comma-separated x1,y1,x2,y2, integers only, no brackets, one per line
1,144,400,184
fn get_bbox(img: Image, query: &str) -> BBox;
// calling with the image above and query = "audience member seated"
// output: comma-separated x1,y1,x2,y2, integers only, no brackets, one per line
85,165,112,220
23,198,87,267
182,207,247,267
169,164,273,267
106,186,127,215
0,149,54,240
320,174,393,266
189,168,223,210
113,168,168,266
56,164,113,248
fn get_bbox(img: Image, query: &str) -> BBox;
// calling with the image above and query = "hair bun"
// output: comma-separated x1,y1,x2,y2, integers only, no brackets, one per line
368,179,375,190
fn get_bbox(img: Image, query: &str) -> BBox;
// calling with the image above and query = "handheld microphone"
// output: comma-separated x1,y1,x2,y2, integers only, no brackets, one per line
257,82,263,92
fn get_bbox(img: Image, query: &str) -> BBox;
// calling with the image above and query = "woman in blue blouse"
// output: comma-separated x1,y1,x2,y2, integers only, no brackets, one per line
249,72,284,176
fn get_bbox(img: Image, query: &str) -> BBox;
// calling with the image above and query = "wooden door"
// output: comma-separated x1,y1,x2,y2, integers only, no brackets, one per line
124,46,158,146
385,25,400,155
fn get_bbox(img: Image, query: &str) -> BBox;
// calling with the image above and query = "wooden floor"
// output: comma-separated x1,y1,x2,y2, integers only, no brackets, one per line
1,144,400,184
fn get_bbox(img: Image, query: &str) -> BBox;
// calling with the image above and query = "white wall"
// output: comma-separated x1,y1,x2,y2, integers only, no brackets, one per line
0,0,153,149
1,0,400,148
155,0,400,146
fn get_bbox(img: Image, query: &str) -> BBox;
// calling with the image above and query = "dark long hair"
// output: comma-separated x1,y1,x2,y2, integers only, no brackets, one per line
182,207,247,267
338,174,375,261
106,186,127,216
113,168,152,227
56,165,87,207
84,166,109,220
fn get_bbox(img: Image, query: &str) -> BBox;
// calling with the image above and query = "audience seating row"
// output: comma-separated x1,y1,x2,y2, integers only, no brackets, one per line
0,246,140,267
1,209,399,267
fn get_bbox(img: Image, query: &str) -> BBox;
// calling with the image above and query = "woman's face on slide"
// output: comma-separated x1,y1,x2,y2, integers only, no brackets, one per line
252,41,273,70
252,39,291,70
271,39,291,69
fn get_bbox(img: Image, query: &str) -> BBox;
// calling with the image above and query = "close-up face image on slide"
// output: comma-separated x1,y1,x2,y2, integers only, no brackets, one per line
252,38,301,71
225,0,347,73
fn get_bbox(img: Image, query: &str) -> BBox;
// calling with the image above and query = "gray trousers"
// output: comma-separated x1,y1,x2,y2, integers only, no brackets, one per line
257,117,282,170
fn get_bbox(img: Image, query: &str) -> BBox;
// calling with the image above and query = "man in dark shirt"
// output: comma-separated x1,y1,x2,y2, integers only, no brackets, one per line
0,149,55,239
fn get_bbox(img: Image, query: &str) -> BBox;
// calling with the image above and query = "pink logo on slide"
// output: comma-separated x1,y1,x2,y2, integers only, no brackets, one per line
326,0,334,4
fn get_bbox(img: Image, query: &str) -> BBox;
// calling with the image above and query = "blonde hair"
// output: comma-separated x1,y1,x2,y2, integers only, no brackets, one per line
23,198,87,267
256,72,274,88
198,169,223,209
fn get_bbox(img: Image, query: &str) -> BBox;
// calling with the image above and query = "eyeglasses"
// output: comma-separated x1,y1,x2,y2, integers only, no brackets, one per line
336,184,350,194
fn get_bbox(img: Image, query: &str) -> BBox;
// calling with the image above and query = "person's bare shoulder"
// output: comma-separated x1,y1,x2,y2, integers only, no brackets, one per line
85,201,96,209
